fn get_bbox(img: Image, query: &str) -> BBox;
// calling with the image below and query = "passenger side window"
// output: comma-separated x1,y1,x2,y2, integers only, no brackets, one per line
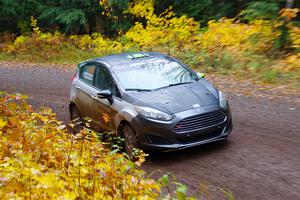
79,64,96,85
95,66,119,96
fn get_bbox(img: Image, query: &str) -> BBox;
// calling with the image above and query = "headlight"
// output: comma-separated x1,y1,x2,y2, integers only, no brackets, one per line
135,106,173,121
218,91,227,109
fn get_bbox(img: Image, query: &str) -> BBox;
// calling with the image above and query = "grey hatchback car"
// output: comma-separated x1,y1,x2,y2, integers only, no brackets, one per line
69,52,232,155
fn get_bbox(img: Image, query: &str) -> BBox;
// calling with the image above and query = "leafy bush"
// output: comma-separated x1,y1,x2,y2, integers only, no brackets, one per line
0,93,150,199
0,92,200,199
288,21,300,51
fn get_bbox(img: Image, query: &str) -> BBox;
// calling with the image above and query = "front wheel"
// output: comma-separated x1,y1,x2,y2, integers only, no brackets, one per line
123,124,139,159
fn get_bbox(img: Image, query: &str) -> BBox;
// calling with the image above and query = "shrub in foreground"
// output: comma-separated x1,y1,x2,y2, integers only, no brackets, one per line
0,92,197,199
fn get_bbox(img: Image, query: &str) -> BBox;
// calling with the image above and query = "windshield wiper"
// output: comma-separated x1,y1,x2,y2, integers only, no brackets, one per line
126,82,194,92
154,81,194,91
167,82,194,87
125,88,152,92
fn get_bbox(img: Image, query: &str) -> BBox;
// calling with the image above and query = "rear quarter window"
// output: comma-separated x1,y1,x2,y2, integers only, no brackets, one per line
79,65,96,85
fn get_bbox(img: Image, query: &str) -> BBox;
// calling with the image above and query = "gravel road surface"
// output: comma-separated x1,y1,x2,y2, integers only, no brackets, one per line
0,64,299,199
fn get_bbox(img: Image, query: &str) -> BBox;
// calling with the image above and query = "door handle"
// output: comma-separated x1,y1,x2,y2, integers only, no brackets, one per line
91,95,98,100
75,85,80,89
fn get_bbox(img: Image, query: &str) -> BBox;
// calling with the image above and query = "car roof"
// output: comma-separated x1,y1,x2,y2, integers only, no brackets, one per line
82,52,175,69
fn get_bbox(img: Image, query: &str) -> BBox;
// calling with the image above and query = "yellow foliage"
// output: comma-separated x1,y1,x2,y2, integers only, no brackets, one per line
289,26,300,49
1,6,299,82
273,53,300,73
125,0,200,50
70,33,124,54
14,35,28,45
128,0,155,19
0,118,7,130
30,16,41,35
279,8,299,22
0,93,163,199
198,19,278,53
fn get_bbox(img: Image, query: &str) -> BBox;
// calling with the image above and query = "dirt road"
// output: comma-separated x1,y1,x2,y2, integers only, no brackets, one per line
0,64,299,199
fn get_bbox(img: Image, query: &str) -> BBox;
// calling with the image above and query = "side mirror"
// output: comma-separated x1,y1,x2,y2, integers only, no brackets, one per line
197,72,205,78
97,90,113,104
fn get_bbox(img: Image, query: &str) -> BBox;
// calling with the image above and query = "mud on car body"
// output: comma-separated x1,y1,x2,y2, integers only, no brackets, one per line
69,52,233,156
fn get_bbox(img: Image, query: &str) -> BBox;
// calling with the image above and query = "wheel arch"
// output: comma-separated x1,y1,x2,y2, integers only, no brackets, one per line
117,120,132,137
69,102,83,119
69,102,77,114
114,109,137,134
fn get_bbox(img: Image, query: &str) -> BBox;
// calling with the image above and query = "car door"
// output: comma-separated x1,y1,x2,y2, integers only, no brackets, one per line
90,65,120,131
74,63,97,119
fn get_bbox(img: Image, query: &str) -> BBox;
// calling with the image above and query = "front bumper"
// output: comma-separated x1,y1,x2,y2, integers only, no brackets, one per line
131,104,233,152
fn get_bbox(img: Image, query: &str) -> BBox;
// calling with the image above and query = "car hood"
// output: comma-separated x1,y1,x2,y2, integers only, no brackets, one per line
123,81,219,114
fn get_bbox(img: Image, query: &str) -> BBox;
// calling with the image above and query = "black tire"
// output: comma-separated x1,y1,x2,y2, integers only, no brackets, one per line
70,105,83,133
123,124,139,159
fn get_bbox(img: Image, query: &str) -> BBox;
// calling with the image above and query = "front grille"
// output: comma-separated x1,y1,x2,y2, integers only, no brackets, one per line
174,111,226,133
146,135,171,145
177,130,222,144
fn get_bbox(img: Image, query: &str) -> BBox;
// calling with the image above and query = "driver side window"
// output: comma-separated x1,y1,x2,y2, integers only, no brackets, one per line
79,64,96,85
95,66,119,96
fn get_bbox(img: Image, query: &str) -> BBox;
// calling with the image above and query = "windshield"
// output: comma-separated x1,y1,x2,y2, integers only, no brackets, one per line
114,59,198,90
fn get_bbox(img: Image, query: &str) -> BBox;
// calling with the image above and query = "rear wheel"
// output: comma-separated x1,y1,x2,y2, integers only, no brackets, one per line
122,124,139,159
70,105,83,133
